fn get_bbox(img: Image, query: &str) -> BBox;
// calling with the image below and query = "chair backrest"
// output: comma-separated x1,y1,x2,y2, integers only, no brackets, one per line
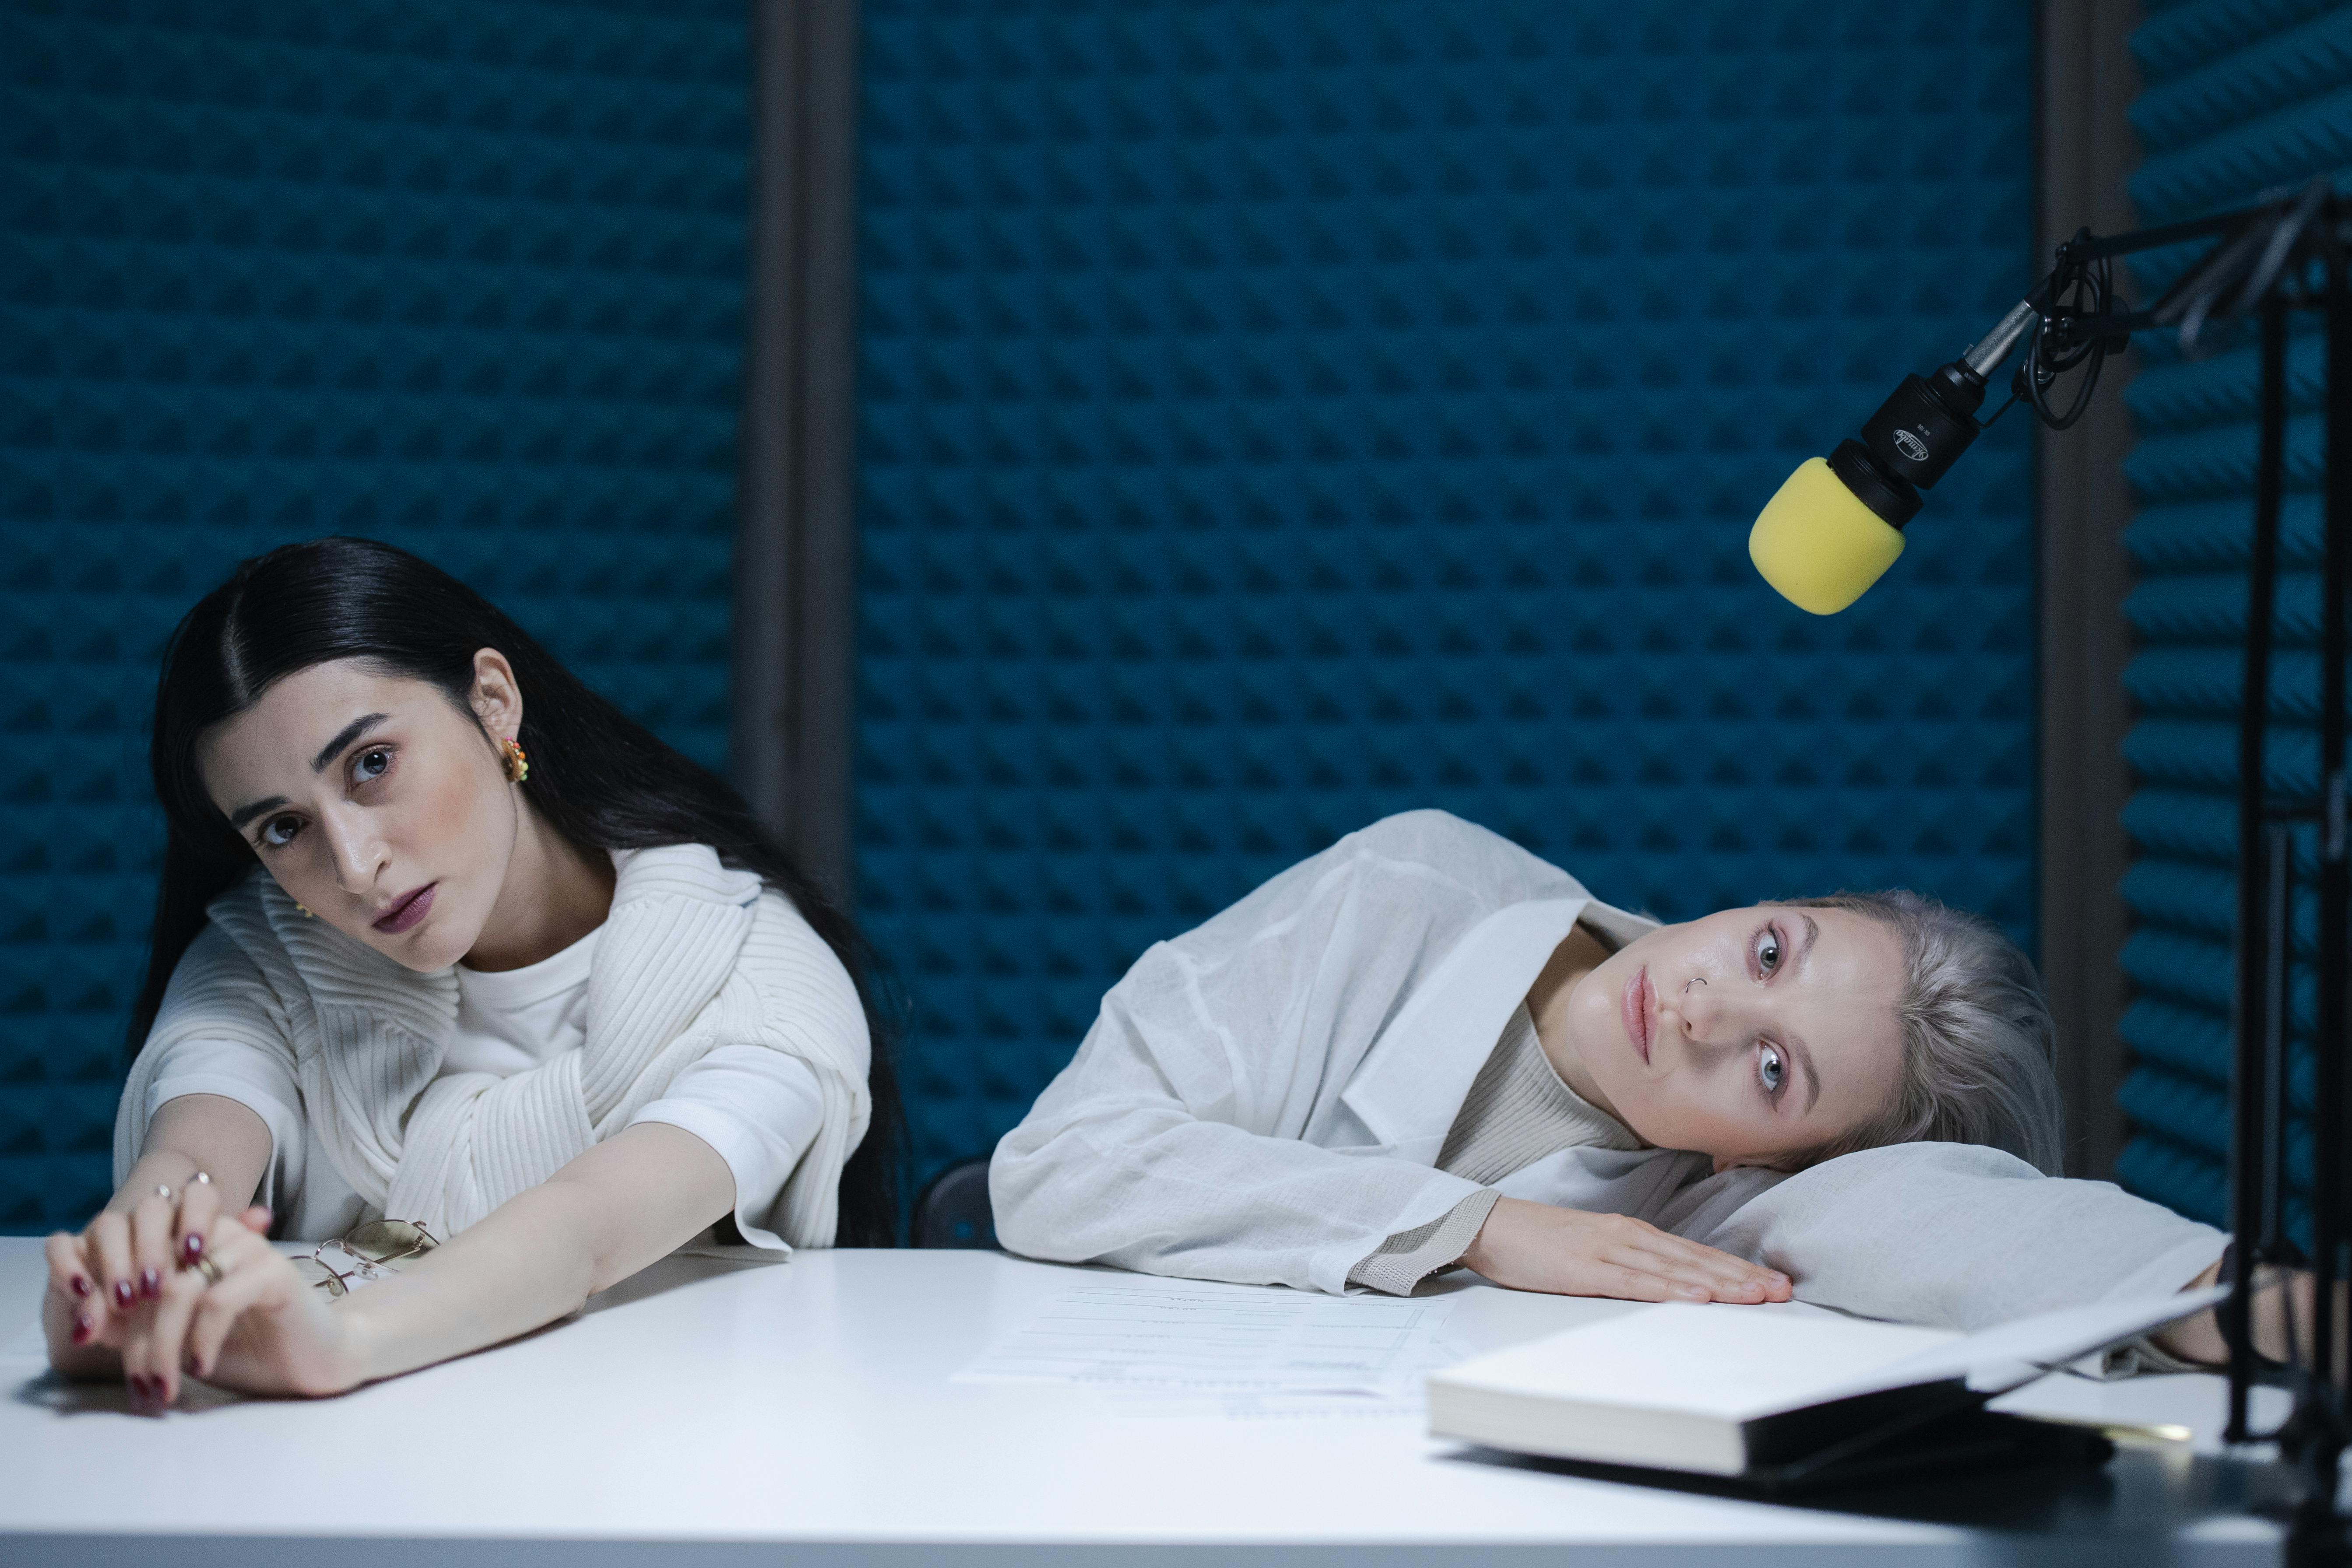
910,1156,998,1249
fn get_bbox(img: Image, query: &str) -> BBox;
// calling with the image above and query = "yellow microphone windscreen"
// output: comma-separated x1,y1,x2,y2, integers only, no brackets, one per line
1748,457,1907,615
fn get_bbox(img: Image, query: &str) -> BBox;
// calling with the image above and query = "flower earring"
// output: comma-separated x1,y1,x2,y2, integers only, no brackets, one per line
501,737,530,785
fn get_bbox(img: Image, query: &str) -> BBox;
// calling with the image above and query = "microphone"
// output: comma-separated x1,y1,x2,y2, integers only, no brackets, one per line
1751,302,2039,614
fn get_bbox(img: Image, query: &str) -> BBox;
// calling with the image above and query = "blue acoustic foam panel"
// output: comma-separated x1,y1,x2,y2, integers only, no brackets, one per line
0,0,747,1231
2114,0,2352,1228
856,0,2039,1191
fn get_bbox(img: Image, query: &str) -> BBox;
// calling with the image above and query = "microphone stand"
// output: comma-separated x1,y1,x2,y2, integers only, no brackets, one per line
2020,183,2348,1566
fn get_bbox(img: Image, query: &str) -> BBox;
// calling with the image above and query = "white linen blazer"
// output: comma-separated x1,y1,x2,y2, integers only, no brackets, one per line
992,810,2224,1329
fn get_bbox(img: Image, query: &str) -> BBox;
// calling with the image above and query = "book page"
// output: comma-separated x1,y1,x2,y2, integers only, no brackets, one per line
1434,1303,1955,1420
1847,1282,2234,1397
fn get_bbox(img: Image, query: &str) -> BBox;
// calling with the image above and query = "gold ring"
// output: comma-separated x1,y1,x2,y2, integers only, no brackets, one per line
193,1254,224,1286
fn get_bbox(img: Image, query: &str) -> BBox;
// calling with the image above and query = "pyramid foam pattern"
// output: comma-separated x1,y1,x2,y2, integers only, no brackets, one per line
857,0,2039,1189
2115,0,2352,1229
0,0,747,1231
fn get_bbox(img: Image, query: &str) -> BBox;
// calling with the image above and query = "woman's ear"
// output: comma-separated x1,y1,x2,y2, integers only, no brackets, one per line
470,649,524,742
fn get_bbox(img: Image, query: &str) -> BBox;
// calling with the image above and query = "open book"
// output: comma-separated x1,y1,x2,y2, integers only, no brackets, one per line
1427,1285,2230,1479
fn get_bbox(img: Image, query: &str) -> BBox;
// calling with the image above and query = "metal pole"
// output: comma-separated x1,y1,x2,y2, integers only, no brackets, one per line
2268,822,2294,1257
2229,290,2289,1441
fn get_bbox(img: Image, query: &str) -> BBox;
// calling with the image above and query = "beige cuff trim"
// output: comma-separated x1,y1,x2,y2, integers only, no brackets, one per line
1347,1188,1501,1296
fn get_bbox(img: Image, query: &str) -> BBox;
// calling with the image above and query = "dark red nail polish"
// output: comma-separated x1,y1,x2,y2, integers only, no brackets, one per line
182,1234,204,1263
68,1274,90,1298
140,1269,161,1300
71,1313,92,1345
113,1280,134,1308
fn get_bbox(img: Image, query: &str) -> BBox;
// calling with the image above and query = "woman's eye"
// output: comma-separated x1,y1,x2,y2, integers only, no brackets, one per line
259,815,301,848
1758,1044,1786,1096
355,747,391,783
1757,927,1782,977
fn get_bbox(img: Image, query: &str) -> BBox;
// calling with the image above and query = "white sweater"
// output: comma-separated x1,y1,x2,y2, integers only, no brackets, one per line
117,844,872,1248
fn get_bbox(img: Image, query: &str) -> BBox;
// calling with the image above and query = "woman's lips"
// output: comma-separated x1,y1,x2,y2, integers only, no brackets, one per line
1622,965,1653,1065
373,883,436,935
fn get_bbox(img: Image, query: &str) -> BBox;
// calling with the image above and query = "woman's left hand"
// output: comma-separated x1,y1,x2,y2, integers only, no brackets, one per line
127,1209,366,1406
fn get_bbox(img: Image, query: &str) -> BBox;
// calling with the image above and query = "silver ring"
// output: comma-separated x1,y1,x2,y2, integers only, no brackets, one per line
152,1185,173,1203
192,1171,211,1187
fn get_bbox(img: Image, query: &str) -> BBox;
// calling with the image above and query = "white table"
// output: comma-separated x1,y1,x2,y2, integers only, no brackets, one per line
0,1238,2295,1564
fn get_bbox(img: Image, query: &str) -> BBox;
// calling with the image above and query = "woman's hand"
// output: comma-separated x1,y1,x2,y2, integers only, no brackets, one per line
145,1209,365,1403
39,1173,239,1386
45,1191,364,1406
2151,1259,2347,1371
1462,1196,1793,1304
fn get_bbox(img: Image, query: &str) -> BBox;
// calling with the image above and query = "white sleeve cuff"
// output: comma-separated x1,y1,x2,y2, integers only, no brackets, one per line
1347,1189,1499,1296
144,1073,298,1169
629,1047,827,1254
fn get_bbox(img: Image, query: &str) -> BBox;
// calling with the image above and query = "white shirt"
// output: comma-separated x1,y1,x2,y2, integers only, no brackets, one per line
144,921,827,1249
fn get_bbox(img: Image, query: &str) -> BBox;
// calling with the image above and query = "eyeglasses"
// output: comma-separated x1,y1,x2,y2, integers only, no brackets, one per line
290,1219,440,1299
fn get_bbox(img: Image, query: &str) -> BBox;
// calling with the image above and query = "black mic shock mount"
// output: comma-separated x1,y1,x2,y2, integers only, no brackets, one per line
1832,229,2138,537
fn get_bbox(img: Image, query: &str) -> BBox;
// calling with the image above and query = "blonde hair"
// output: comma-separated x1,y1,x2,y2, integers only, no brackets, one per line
1775,890,2067,1175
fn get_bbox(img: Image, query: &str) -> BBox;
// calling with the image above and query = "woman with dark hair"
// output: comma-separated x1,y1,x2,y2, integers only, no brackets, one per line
37,537,900,1406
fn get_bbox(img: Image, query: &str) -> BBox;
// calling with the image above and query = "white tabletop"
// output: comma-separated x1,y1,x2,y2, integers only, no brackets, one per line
0,1238,2292,1564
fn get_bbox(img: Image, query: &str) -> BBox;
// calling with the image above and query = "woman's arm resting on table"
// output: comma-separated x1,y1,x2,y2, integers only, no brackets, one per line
122,1120,735,1405
43,1092,272,1380
338,1121,736,1385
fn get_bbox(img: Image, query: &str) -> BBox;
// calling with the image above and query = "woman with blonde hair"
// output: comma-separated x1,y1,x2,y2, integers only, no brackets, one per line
995,810,2228,1349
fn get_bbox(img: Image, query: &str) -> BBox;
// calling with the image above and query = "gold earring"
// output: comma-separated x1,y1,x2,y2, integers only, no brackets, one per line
295,904,313,919
501,737,531,785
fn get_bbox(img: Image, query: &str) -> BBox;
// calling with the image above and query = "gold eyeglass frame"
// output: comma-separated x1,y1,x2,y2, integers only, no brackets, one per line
289,1219,441,1299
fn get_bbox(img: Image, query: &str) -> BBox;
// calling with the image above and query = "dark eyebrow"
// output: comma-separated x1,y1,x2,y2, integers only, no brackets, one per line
1787,916,1821,1112
225,713,392,834
1787,1034,1821,1115
227,795,290,832
311,713,390,774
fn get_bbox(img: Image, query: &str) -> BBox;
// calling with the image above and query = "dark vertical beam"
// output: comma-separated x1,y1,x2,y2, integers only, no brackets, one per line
2035,0,2145,1178
2317,204,2350,1383
735,0,863,904
2228,293,2289,1441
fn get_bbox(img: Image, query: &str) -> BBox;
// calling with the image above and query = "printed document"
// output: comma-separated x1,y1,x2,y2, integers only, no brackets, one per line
957,1275,1463,1406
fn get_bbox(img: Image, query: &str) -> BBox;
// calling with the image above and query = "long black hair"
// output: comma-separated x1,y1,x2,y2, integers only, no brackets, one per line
131,536,903,1245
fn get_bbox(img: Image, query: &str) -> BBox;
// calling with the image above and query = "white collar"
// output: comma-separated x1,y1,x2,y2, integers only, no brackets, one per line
1339,892,1657,1155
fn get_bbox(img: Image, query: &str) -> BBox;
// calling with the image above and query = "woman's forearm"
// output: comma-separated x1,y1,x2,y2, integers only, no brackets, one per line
112,1094,271,1214
335,1181,605,1385
2152,1260,2346,1369
334,1122,735,1386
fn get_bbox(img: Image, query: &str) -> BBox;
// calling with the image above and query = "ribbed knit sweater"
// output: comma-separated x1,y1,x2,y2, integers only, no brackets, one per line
115,844,872,1246
1347,1002,1640,1294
